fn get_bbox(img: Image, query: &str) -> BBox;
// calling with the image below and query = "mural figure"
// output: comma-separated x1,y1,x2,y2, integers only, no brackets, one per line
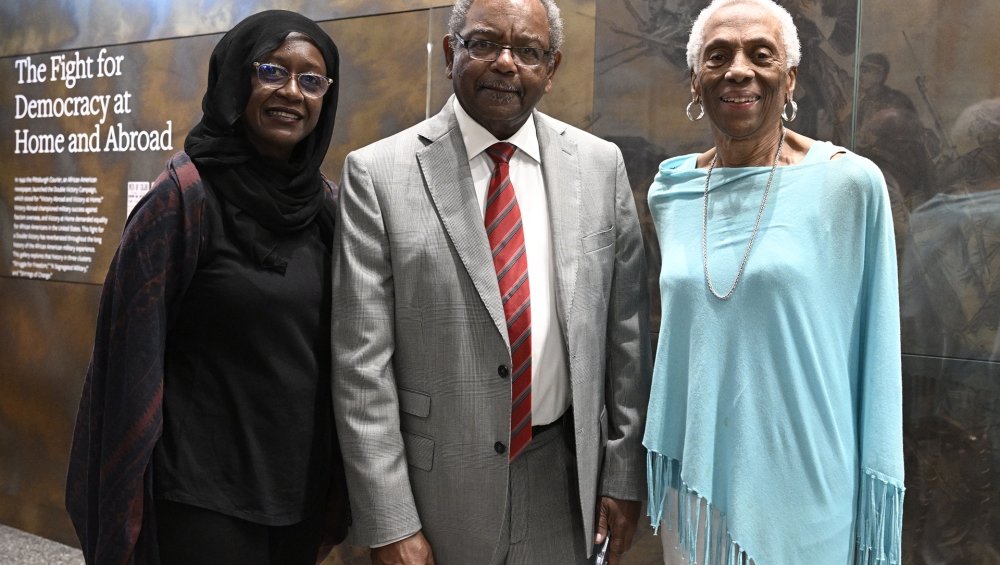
595,0,698,72
856,53,916,129
902,98,1000,361
779,0,855,142
898,98,1000,564
856,106,937,261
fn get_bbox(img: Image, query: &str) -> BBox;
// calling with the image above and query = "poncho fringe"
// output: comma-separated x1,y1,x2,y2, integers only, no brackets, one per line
854,468,905,565
648,452,904,565
648,452,753,565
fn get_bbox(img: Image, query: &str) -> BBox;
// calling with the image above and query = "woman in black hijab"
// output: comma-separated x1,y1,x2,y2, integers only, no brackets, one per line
66,11,348,565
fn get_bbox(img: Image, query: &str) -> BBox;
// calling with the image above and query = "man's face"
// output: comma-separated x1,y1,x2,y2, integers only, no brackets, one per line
443,0,561,139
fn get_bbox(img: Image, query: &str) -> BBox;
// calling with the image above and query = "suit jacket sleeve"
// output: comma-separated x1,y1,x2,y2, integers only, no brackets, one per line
332,150,422,546
600,146,652,501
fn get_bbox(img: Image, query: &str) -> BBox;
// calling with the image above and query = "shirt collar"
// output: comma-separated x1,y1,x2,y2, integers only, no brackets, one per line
453,97,541,164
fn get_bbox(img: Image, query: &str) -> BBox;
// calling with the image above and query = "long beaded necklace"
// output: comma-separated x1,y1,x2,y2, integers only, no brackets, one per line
702,127,785,300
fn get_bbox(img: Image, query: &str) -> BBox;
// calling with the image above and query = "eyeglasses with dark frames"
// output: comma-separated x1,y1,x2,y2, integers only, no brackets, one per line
253,62,333,98
453,35,553,67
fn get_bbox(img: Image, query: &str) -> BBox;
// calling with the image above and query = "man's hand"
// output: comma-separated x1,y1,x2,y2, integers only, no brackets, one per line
370,531,436,565
594,496,642,565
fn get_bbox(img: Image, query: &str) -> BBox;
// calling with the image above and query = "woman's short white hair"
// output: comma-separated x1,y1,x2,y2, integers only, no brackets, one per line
686,0,801,71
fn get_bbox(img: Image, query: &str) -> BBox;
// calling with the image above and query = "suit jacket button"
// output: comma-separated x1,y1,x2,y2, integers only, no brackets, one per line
494,441,506,454
497,365,509,378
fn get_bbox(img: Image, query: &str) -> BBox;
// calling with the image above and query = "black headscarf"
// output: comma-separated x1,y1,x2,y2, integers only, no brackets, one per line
185,10,339,268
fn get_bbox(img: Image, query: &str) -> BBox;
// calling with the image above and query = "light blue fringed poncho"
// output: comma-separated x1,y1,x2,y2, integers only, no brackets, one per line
644,141,905,565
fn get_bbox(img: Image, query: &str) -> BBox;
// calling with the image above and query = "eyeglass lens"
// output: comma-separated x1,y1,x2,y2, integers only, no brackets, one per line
255,63,330,97
462,38,546,66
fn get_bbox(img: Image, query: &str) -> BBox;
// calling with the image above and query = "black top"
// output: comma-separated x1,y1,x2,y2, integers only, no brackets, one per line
153,182,335,526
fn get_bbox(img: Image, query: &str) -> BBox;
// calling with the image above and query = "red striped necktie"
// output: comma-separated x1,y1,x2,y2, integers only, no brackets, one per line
484,142,532,461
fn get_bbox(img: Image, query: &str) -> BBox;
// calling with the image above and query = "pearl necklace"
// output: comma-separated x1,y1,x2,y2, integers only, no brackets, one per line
702,128,785,300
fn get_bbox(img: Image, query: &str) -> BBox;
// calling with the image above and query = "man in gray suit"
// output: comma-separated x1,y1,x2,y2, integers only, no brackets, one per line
332,0,651,563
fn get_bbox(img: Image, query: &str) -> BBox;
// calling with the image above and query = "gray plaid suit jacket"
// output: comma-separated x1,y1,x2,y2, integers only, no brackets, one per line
331,98,651,563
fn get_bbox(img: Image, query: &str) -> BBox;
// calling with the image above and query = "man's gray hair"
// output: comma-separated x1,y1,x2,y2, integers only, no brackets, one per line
686,0,801,71
448,0,565,52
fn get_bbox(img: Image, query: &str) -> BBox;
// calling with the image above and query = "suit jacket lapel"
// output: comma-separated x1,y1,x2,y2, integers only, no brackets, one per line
535,112,579,344
417,103,508,345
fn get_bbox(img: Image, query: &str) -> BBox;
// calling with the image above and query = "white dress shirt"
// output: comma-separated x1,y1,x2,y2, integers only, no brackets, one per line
453,98,570,426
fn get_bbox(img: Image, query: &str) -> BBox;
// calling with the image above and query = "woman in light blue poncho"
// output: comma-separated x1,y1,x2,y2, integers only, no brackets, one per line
643,1,905,564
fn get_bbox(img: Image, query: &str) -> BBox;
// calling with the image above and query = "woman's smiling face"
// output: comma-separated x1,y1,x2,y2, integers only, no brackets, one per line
243,35,327,161
691,2,796,141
